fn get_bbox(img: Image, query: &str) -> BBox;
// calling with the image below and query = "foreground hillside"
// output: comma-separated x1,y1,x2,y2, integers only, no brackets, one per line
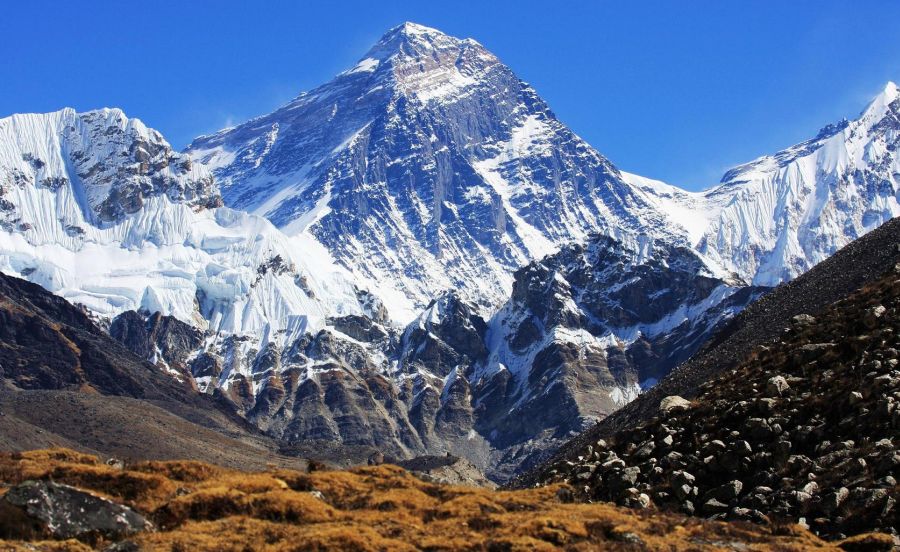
530,261,900,540
0,449,890,551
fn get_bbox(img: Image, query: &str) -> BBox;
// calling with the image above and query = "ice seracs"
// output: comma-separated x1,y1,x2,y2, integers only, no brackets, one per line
0,108,369,337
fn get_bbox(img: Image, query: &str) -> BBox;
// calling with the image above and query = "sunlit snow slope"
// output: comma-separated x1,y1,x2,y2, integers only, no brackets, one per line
633,82,900,286
0,108,368,337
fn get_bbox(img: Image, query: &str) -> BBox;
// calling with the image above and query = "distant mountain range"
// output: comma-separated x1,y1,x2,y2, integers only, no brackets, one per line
0,22,897,479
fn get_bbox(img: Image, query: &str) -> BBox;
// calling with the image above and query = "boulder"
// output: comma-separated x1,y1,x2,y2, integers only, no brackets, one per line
791,314,816,326
659,395,691,414
669,470,697,501
702,498,729,515
706,480,743,503
1,480,151,542
766,375,790,396
608,467,641,494
622,488,652,509
863,305,887,329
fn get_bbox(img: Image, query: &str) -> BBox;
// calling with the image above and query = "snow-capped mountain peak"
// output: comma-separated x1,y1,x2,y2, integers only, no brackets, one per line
189,23,680,320
0,107,219,228
365,21,472,59
861,80,899,122
354,22,496,104
0,106,369,337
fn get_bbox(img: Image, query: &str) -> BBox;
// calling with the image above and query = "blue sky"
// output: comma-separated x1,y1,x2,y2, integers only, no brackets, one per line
3,1,899,190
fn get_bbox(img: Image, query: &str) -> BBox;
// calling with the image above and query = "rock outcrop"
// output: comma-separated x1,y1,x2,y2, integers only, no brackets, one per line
395,454,496,488
0,480,151,543
472,234,764,479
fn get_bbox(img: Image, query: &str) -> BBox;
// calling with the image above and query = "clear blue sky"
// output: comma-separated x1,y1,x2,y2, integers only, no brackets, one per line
3,1,900,189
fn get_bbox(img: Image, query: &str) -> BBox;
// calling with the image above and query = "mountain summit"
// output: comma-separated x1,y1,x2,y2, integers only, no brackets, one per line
188,22,677,320
355,22,497,104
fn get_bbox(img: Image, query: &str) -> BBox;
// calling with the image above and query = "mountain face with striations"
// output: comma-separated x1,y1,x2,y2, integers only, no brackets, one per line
187,22,681,320
633,81,900,287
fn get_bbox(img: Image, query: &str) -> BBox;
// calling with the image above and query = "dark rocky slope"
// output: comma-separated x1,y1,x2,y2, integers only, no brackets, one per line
529,262,900,540
519,217,900,484
0,272,204,402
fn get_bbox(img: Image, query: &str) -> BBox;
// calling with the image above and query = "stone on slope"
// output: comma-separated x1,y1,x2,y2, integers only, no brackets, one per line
1,480,151,542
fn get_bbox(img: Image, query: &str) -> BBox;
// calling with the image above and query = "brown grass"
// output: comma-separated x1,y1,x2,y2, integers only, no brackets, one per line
0,539,93,551
0,448,885,551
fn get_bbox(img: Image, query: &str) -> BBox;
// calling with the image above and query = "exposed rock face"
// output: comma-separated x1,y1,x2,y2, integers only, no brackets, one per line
0,480,151,543
400,292,489,377
0,108,218,229
471,235,764,479
532,264,900,540
110,310,205,382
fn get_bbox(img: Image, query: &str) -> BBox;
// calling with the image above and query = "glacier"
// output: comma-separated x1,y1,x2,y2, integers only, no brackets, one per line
0,107,372,342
